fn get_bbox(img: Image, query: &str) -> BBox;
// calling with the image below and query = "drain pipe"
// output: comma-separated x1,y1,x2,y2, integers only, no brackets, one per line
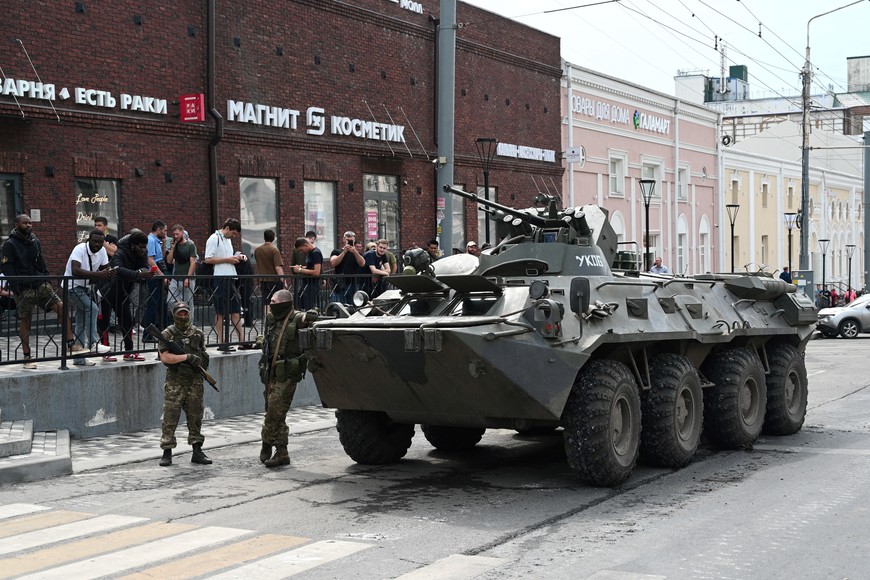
207,0,223,232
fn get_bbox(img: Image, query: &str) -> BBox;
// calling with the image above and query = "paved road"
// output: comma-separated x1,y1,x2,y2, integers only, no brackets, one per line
0,335,868,579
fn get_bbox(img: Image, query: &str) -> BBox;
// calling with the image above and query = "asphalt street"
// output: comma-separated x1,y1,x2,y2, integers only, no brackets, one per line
0,334,867,579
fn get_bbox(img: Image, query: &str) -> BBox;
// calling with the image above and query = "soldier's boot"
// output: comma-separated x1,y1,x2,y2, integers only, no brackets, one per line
259,442,272,464
191,443,213,465
159,449,172,467
264,446,290,468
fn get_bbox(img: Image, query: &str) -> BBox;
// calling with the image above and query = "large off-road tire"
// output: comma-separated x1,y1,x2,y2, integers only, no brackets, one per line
335,410,415,465
421,425,485,451
701,348,767,448
763,343,808,435
838,318,861,339
562,359,641,487
640,354,703,468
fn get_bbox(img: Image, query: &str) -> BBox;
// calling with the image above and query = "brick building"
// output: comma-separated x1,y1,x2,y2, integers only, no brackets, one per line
0,0,562,265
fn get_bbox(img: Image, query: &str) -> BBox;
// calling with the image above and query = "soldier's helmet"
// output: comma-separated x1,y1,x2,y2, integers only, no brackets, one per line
172,301,191,315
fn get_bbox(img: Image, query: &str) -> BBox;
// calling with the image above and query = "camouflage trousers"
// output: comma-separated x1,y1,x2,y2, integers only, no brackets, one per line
160,378,205,449
261,378,298,446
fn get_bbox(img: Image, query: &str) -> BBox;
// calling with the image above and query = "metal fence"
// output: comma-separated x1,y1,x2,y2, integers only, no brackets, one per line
0,273,385,368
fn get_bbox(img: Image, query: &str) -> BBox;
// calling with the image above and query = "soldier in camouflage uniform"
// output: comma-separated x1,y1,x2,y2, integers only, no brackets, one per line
158,301,212,467
258,289,317,467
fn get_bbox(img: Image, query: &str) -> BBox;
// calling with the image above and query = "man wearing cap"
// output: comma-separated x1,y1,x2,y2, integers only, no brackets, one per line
329,231,365,304
257,289,317,467
466,241,480,257
157,301,212,467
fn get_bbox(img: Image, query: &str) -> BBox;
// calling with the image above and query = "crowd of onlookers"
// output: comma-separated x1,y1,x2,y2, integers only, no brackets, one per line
0,213,487,369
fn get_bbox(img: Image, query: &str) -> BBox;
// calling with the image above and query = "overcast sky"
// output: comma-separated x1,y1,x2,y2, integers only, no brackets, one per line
460,0,870,99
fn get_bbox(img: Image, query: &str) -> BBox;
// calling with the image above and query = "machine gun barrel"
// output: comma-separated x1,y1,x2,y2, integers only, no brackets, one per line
443,184,548,228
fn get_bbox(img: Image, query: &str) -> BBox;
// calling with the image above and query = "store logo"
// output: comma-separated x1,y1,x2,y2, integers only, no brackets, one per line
633,110,640,129
386,0,424,15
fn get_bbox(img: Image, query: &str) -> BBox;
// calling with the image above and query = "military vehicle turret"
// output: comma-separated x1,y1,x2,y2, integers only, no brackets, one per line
301,185,816,487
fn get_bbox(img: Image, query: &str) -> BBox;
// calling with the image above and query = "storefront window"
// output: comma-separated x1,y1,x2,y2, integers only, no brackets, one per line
0,174,22,243
75,178,120,242
452,184,466,251
304,181,337,255
363,174,399,250
476,186,497,246
240,177,277,257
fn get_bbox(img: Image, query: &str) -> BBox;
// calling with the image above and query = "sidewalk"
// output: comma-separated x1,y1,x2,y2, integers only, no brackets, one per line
71,406,337,473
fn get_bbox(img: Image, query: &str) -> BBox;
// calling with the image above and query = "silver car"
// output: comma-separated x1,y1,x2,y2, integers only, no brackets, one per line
817,293,870,338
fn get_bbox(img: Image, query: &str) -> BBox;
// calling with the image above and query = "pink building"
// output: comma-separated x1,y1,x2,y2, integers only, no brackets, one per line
562,63,722,274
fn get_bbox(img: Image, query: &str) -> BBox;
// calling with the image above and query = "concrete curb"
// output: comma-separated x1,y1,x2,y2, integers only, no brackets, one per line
0,420,34,457
0,430,72,485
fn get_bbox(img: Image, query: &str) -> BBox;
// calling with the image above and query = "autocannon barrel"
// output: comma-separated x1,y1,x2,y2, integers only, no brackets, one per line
443,184,548,228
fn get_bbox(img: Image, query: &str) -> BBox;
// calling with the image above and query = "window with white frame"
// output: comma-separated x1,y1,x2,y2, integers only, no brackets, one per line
641,163,661,198
761,182,769,208
761,235,769,265
677,167,688,200
730,179,739,205
676,215,688,274
787,185,795,209
609,154,626,197
698,217,710,274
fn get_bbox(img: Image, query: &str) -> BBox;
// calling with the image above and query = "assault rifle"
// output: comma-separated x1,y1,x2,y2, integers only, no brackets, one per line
145,324,219,391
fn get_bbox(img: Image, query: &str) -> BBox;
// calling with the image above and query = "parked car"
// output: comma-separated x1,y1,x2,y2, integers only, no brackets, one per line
817,294,870,338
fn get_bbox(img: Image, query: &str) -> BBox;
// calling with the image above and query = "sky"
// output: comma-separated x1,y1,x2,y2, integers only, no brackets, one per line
460,0,870,99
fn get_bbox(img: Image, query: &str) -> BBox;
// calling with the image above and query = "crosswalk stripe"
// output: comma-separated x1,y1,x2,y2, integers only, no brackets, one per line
16,526,253,580
0,521,195,579
395,554,505,579
0,514,148,556
119,533,309,580
0,504,50,521
0,510,92,539
207,539,372,579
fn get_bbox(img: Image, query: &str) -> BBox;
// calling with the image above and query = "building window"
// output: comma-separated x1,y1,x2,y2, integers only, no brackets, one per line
304,181,337,256
699,232,709,273
75,178,120,243
452,184,466,251
761,235,769,265
0,174,23,244
730,179,739,205
677,167,688,201
676,215,688,274
476,186,497,246
761,182,769,208
787,185,794,209
609,156,625,197
363,174,399,250
240,177,277,257
642,163,661,198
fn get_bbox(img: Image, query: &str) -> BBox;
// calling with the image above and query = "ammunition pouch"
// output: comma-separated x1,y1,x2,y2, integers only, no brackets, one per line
273,356,306,383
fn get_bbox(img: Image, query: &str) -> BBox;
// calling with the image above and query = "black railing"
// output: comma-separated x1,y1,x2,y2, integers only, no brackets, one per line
0,273,390,368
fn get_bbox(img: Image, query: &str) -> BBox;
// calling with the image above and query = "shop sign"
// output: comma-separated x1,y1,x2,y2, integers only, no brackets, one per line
227,100,406,144
571,94,671,135
0,76,167,115
366,210,380,240
180,93,205,123
496,142,556,163
385,0,424,15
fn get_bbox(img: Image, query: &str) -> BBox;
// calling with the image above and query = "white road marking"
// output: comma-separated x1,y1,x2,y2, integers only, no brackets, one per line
16,526,252,580
806,370,826,377
396,554,505,579
0,514,147,555
0,504,50,521
207,540,371,579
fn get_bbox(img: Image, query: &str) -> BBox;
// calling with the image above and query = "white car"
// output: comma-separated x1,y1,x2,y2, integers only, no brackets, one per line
817,293,870,338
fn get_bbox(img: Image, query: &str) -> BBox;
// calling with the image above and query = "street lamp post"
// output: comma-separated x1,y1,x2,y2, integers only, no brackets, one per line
726,204,740,273
819,238,830,306
638,179,656,271
800,0,866,271
846,243,856,292
784,212,798,278
475,137,498,245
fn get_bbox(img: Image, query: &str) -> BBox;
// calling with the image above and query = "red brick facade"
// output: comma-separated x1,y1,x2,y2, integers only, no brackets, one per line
0,0,562,266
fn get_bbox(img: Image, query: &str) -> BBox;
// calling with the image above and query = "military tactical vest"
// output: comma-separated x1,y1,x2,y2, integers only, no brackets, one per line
161,325,207,380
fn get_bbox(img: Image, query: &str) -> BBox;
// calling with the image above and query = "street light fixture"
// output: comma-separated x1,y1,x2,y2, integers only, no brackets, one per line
818,238,830,305
800,0,865,271
475,137,498,245
638,179,656,271
726,204,740,273
783,212,798,279
846,243,856,292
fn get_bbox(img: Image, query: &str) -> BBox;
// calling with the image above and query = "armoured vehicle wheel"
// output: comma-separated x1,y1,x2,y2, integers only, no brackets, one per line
562,359,641,487
335,410,415,464
838,318,861,339
762,343,808,435
421,425,485,451
640,354,703,468
700,348,767,448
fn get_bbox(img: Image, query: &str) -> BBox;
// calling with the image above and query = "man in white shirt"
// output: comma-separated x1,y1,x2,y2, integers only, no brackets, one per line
204,218,243,352
649,257,671,274
64,230,115,364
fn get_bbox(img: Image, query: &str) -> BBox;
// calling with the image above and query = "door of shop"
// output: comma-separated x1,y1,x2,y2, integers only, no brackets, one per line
0,174,23,243
363,174,399,250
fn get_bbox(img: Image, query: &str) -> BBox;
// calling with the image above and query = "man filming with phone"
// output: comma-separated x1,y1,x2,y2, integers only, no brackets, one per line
329,231,365,305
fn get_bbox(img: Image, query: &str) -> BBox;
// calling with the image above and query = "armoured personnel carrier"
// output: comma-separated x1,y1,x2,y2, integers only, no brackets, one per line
301,186,816,487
